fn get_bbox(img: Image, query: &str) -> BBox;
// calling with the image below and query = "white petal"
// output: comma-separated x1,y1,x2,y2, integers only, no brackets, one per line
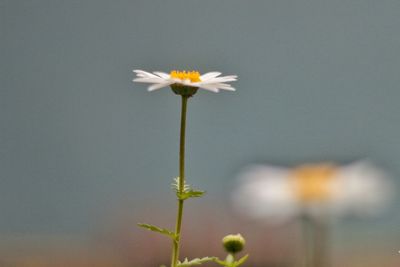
133,70,159,79
171,78,182,83
200,72,222,81
232,165,298,222
199,82,236,92
147,82,173,91
330,161,394,217
197,84,220,92
195,81,236,92
219,86,236,91
199,75,238,84
179,79,196,86
153,71,170,79
133,77,167,83
201,87,220,93
182,79,192,84
213,83,236,91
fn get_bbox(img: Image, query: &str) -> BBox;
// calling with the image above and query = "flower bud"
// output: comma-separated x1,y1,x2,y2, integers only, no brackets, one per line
222,234,245,254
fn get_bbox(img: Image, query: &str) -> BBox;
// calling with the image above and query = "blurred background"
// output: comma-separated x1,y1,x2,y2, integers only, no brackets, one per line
1,0,400,266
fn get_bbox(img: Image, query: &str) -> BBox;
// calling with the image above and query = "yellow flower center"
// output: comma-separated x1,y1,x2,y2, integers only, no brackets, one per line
170,70,201,82
291,163,337,202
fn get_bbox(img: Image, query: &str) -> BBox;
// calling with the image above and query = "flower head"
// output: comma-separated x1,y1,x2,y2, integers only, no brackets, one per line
232,161,394,222
133,69,237,96
222,234,246,254
291,163,337,202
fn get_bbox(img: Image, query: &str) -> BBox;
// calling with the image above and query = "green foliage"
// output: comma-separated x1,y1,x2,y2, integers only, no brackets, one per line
178,189,205,200
234,254,249,267
137,223,176,240
213,254,249,267
172,177,205,200
177,257,217,267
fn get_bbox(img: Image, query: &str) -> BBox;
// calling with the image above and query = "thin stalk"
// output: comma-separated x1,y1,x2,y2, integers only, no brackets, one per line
302,213,330,267
313,215,330,267
302,214,314,267
171,96,188,267
225,254,235,266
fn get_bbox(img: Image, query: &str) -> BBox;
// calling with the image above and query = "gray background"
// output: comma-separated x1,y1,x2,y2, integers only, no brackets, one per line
1,0,400,237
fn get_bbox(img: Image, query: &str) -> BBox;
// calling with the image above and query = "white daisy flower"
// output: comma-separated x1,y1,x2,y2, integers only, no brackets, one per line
133,69,237,93
232,161,394,223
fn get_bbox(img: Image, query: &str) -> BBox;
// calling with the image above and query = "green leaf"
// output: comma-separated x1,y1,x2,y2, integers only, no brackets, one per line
177,189,205,200
186,190,205,198
137,223,176,239
212,258,227,266
177,257,216,267
212,254,249,267
172,177,190,193
233,254,249,267
172,177,205,200
172,177,179,192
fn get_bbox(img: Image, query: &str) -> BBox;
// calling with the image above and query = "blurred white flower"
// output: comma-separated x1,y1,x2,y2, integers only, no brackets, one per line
232,161,394,222
133,70,237,93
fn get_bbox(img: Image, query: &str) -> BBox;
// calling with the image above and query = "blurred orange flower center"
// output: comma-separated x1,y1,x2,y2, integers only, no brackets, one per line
170,70,201,82
291,163,337,202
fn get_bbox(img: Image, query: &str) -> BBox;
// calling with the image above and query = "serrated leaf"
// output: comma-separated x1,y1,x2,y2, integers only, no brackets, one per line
233,254,249,267
177,189,205,200
172,177,190,193
137,223,176,239
177,257,216,267
186,190,205,197
173,177,205,200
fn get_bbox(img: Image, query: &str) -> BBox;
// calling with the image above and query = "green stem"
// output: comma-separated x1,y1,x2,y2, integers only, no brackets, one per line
225,254,235,267
302,214,330,267
171,96,188,267
313,215,330,267
303,215,315,267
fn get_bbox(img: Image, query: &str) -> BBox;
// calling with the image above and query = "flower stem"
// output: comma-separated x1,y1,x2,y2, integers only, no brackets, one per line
225,254,235,266
302,214,330,267
171,95,188,267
